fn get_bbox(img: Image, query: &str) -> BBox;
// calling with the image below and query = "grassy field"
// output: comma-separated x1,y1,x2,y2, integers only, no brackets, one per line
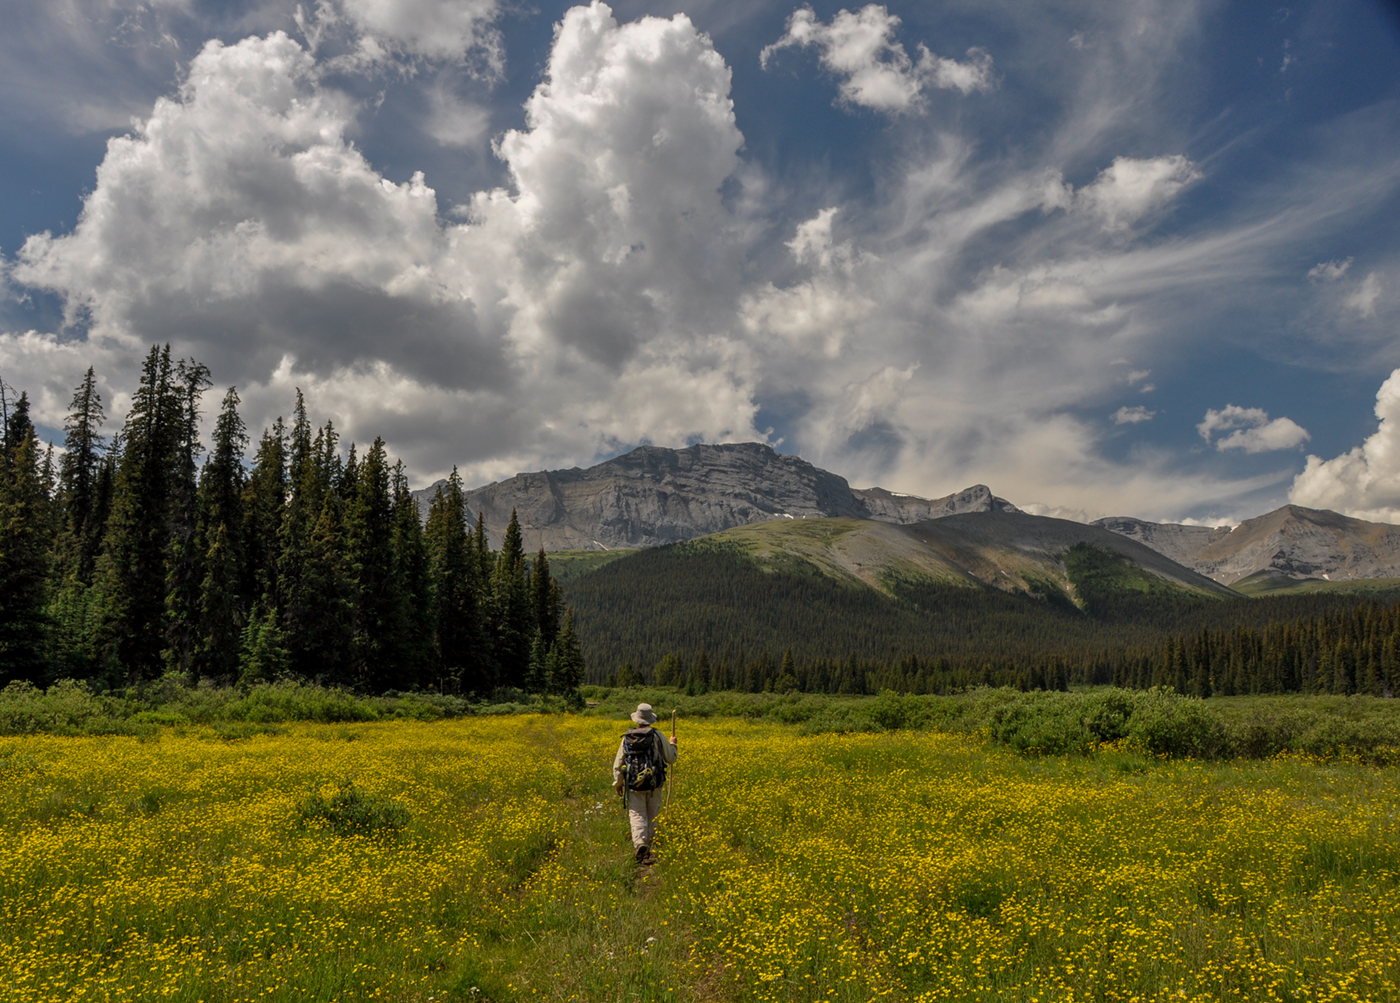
1,717,1398,1002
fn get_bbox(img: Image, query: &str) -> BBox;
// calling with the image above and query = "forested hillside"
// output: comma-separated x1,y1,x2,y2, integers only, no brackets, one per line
0,348,582,697
563,536,1400,697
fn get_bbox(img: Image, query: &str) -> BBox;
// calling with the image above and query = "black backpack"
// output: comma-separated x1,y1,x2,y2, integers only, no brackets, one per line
622,727,667,792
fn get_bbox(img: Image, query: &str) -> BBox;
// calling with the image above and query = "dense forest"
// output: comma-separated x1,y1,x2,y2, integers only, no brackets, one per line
0,347,582,697
565,540,1400,697
4,346,1399,703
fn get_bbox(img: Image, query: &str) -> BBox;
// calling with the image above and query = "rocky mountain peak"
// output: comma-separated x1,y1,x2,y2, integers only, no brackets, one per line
414,442,1018,552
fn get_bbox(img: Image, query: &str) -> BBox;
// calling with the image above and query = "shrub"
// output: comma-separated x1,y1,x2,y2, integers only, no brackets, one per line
1125,689,1229,759
297,781,410,837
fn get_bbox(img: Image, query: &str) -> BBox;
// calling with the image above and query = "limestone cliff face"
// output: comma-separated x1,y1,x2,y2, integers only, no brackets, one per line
1095,506,1400,585
414,442,1017,552
1091,517,1231,569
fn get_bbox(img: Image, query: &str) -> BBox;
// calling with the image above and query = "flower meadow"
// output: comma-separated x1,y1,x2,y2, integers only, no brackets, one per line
0,717,1397,1002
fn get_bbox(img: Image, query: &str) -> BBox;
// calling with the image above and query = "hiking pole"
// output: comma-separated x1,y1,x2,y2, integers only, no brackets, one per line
665,709,677,811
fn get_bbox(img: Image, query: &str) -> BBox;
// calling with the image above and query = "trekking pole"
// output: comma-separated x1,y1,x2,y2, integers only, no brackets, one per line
665,709,677,811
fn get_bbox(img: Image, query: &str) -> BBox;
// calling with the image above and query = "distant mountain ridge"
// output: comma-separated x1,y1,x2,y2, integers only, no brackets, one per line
1094,506,1400,586
413,442,1017,552
414,441,1400,587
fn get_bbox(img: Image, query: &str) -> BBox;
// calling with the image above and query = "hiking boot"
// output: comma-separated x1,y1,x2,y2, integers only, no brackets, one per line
643,849,659,866
635,844,649,863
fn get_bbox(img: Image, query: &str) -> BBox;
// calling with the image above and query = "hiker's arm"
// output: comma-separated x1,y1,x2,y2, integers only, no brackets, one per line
661,730,677,764
612,740,626,793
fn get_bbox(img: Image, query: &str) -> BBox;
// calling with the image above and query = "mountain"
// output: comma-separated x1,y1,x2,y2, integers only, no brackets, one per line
413,442,1017,552
559,513,1282,672
1095,505,1400,585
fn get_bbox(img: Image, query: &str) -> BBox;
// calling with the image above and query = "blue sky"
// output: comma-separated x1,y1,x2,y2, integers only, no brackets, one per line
1,0,1398,524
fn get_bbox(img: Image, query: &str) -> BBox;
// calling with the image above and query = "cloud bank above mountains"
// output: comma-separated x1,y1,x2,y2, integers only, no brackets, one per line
1,0,1398,523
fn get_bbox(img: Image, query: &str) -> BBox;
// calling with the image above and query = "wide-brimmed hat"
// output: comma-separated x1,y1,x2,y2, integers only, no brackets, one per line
630,703,658,726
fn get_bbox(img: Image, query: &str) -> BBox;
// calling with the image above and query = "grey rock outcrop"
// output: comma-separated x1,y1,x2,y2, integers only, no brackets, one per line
414,442,1018,553
1091,517,1232,569
1095,506,1400,585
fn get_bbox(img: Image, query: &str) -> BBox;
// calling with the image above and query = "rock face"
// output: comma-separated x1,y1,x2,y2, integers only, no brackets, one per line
1095,506,1400,585
414,442,1018,552
1091,517,1232,569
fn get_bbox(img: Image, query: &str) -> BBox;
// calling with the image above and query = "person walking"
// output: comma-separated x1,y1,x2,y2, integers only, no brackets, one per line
613,703,677,864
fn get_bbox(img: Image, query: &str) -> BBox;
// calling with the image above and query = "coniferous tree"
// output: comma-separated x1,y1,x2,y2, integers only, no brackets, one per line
0,420,52,683
54,368,108,584
346,438,403,690
242,417,286,605
192,388,247,680
281,419,355,682
490,509,532,689
238,604,289,683
426,469,486,692
94,346,197,682
551,608,585,696
162,358,212,675
531,548,562,651
276,393,317,622
391,460,433,690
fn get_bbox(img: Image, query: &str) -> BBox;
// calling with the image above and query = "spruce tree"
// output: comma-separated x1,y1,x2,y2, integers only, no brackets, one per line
242,417,286,604
54,368,108,583
426,470,489,693
191,388,247,679
490,509,532,689
346,438,403,691
0,422,53,683
238,604,290,683
93,347,186,681
531,548,562,650
285,497,355,684
162,358,213,675
550,608,585,696
391,461,433,690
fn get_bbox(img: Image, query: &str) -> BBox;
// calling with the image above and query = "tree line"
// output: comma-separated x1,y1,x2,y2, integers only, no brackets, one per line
568,538,1400,698
0,347,583,697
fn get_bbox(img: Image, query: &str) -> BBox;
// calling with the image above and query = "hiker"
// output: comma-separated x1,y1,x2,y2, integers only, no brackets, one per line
613,703,678,864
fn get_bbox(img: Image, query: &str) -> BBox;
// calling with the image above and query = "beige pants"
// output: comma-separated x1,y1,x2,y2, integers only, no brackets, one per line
627,788,665,849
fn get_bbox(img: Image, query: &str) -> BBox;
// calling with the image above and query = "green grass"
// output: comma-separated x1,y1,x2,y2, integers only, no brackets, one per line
1230,571,1400,597
546,548,639,584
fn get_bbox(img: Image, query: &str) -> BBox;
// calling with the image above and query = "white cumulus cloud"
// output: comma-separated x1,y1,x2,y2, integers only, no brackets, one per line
760,4,994,113
1197,405,1310,453
1290,368,1400,523
1075,154,1201,230
298,0,504,70
6,4,763,483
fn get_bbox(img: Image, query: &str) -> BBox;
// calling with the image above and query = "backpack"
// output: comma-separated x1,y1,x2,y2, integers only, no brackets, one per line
622,727,667,792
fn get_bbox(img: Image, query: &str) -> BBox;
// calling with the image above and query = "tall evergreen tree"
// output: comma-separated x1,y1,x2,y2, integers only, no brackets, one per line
162,358,213,675
346,438,403,690
531,548,562,651
55,368,107,583
192,388,247,679
0,421,52,683
426,470,488,692
490,509,532,689
242,417,286,603
93,346,190,681
550,608,585,696
391,460,433,690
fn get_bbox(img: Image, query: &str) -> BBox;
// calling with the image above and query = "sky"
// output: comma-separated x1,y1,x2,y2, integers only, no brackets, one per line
1,0,1399,525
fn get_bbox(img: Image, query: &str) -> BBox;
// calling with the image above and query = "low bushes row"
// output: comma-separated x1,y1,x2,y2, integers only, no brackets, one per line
0,678,574,737
580,684,1400,762
4,677,1396,761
